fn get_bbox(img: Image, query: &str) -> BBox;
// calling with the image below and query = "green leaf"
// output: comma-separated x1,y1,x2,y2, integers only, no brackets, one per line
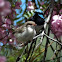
17,19,24,25
24,14,29,19
14,17,21,20
31,10,34,15
27,11,31,17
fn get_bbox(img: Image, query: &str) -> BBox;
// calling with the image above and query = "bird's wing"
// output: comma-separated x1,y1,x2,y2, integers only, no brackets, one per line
15,25,26,33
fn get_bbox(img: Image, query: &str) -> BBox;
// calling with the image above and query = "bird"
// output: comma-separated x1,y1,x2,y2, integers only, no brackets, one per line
29,9,45,25
13,21,36,44
29,9,45,34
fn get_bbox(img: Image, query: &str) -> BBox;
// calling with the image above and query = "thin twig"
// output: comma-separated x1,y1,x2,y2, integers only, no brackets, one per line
42,24,50,62
25,41,35,62
46,56,62,61
29,39,36,62
16,46,27,62
44,33,62,46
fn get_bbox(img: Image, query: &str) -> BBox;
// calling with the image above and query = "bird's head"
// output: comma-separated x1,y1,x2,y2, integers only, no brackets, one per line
25,21,37,27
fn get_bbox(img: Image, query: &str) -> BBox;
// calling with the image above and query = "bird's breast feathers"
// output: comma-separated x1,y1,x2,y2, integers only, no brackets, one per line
14,26,36,42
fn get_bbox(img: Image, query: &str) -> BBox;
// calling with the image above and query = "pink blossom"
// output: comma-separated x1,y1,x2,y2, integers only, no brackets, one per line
2,24,10,29
51,15,62,37
9,8,16,19
28,1,33,6
2,37,7,44
0,0,11,16
15,2,22,9
45,7,57,16
40,6,43,9
52,15,59,21
0,56,6,62
8,32,14,38
53,11,57,15
27,6,35,11
0,16,3,26
2,19,11,29
0,0,5,7
40,2,44,5
0,22,2,26
2,1,11,16
5,19,11,25
0,0,21,45
0,29,7,40
7,30,17,45
27,1,35,11
59,9,62,14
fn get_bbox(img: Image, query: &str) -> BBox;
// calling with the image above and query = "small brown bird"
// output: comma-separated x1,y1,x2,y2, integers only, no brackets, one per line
14,21,36,44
